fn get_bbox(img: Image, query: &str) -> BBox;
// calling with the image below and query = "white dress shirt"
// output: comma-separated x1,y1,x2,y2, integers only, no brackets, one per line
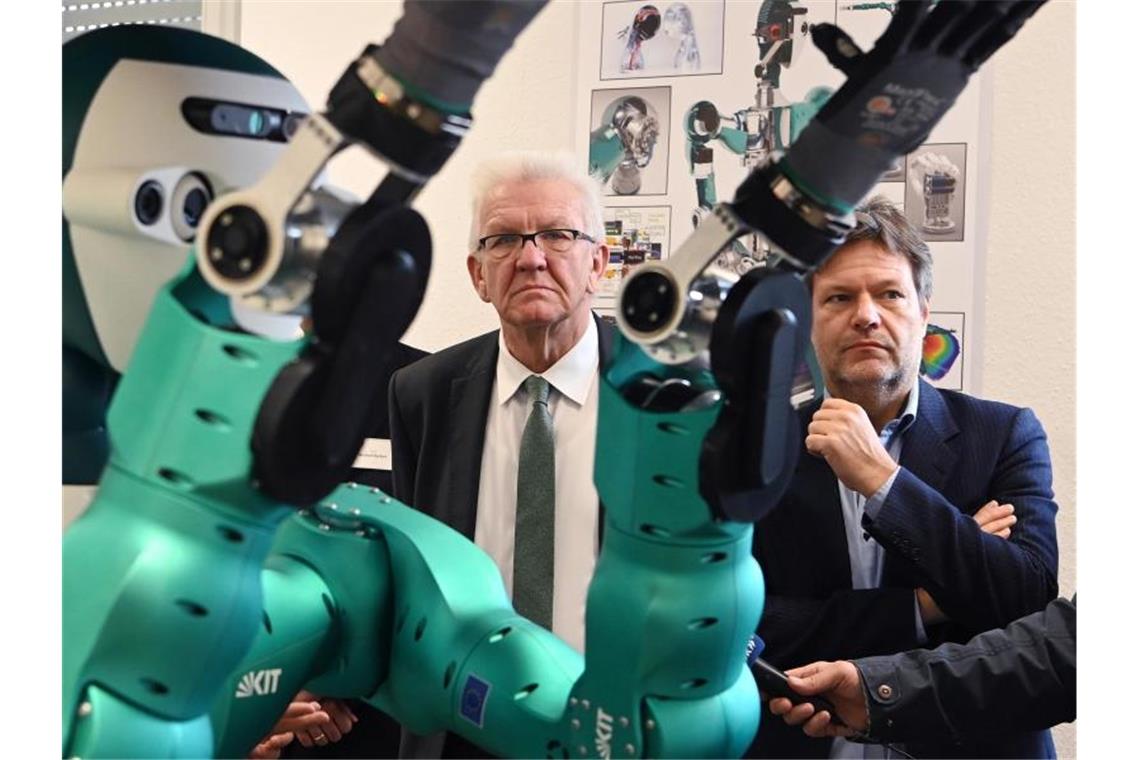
473,318,600,653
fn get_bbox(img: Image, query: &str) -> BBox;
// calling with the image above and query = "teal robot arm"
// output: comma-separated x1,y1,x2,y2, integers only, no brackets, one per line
210,353,766,759
63,261,308,756
63,2,547,754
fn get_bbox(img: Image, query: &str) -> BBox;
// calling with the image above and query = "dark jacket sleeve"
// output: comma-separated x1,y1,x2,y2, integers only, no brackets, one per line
758,590,923,668
753,472,928,666
856,596,1076,744
387,367,415,506
865,407,1059,632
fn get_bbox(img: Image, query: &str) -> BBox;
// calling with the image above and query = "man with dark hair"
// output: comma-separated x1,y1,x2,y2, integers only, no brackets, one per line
749,196,1060,759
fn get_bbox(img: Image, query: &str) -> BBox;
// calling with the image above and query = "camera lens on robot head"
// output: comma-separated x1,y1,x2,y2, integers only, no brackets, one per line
282,112,306,141
183,187,210,229
134,180,164,226
204,204,269,283
182,98,302,143
211,103,273,138
622,269,677,334
170,172,214,242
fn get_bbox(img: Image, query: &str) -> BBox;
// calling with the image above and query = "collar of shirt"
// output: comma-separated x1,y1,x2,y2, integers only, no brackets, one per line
822,380,920,449
495,317,599,407
880,380,920,449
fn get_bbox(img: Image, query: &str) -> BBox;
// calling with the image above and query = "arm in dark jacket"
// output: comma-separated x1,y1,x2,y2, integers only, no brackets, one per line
865,407,1059,632
753,491,927,666
758,589,924,668
387,367,416,506
856,596,1075,744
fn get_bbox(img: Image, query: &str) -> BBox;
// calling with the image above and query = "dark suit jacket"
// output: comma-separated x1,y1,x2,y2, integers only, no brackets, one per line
387,314,613,758
857,595,1076,745
389,314,613,540
750,379,1060,758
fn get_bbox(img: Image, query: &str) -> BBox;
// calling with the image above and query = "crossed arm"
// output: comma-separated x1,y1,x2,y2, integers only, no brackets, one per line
758,404,1058,666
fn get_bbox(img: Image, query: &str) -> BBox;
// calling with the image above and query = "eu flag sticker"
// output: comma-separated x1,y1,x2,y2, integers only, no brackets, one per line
460,675,491,728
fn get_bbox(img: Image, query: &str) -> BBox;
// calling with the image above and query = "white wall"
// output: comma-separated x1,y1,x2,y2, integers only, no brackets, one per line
985,7,1076,753
240,1,1076,754
984,0,1076,598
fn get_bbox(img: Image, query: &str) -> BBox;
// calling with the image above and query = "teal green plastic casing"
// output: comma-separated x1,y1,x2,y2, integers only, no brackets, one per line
589,126,629,182
212,482,587,759
570,336,765,758
209,548,343,759
64,260,304,756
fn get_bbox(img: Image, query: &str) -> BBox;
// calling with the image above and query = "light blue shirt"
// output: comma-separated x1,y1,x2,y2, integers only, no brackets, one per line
831,383,920,760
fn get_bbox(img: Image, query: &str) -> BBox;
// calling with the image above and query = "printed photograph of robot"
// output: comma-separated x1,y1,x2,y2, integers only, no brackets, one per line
594,205,671,319
922,311,966,391
682,0,833,274
904,143,968,242
589,86,670,196
599,0,726,79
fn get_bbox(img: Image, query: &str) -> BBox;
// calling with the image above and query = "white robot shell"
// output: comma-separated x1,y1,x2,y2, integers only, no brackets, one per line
63,36,309,372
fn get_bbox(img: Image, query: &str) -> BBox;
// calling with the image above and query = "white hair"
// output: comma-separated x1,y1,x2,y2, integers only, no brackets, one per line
467,150,606,253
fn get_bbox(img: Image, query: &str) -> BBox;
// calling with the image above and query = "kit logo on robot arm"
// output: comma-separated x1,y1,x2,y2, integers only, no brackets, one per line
234,668,283,698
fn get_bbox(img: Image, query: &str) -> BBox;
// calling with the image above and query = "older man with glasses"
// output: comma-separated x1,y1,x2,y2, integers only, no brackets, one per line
386,151,612,758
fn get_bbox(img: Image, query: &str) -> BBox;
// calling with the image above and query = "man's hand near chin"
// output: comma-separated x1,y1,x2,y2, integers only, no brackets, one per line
805,398,897,497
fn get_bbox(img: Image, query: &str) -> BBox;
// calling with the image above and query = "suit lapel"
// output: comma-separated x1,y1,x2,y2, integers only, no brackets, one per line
594,313,615,545
447,317,611,544
446,334,498,541
595,311,614,366
883,381,959,586
898,380,959,495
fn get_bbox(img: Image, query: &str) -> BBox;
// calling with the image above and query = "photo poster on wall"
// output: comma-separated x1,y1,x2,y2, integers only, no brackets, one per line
594,205,671,320
575,0,990,393
923,311,966,392
589,86,672,196
904,142,968,244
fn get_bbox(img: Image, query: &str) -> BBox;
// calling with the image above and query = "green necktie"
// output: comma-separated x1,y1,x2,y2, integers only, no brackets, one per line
513,374,555,629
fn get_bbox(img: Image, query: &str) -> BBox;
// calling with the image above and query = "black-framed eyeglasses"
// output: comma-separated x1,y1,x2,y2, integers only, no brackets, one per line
476,228,597,259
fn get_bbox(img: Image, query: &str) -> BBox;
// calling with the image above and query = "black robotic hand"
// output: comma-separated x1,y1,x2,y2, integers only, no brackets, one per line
781,0,1047,211
371,0,547,112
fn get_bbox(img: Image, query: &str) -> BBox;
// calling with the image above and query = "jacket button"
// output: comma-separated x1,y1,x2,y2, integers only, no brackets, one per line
877,684,893,699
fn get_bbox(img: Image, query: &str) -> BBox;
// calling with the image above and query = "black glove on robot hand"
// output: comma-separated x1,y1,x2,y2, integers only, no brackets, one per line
372,0,547,113
781,0,1046,212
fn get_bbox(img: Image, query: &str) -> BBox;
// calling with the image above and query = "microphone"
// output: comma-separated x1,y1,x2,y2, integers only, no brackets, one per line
744,635,917,760
746,635,842,720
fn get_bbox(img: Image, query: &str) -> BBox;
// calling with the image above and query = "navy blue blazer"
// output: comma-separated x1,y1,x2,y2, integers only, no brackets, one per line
750,379,1060,759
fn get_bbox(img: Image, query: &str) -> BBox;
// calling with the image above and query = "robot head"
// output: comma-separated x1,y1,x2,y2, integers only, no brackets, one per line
662,3,696,38
605,96,660,169
753,0,810,83
630,5,662,42
63,26,309,373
